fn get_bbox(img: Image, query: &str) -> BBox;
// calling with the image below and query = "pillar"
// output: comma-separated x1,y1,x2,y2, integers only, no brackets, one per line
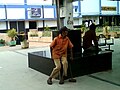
63,0,74,30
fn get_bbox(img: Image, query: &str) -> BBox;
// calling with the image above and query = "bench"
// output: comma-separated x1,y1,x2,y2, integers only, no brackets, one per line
98,34,114,52
28,50,112,79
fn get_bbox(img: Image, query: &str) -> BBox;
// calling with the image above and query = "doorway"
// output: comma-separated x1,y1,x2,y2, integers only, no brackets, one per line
29,21,37,29
18,21,25,33
10,21,25,33
10,21,17,30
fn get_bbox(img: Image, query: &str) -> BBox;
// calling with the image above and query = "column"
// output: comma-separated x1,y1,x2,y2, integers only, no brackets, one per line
62,0,74,30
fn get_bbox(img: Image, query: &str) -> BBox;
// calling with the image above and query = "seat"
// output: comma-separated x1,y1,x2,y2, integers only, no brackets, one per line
98,34,106,47
98,34,114,52
105,38,114,52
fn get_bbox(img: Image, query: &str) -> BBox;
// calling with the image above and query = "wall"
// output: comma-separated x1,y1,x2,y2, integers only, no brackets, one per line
27,0,52,5
81,0,99,15
73,18,82,26
0,8,5,19
0,0,120,32
0,0,24,5
0,22,7,30
36,20,57,28
7,8,25,19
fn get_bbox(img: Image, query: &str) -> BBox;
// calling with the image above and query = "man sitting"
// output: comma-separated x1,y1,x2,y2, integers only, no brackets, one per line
83,23,101,54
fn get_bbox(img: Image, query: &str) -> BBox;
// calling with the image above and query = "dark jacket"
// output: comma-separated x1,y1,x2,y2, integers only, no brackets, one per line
83,29,98,50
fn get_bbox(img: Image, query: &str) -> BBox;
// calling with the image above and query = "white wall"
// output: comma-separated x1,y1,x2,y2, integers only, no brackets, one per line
81,0,99,15
7,8,25,19
25,21,29,29
0,22,6,30
37,21,44,28
0,0,24,5
0,21,10,30
37,20,57,28
73,18,82,26
73,1,80,17
0,8,6,19
44,20,57,27
44,8,54,18
27,0,52,5
101,0,117,7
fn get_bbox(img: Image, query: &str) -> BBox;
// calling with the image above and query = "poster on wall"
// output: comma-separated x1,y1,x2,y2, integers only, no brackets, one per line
31,8,41,17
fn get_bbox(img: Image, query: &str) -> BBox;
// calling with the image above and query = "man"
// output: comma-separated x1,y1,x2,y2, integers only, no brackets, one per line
47,26,74,85
83,23,100,53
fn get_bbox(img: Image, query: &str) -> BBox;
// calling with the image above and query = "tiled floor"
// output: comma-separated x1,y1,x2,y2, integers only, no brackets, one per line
0,40,120,90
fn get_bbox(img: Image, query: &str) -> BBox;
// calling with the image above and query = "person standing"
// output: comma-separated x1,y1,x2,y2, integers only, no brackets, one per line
47,26,74,85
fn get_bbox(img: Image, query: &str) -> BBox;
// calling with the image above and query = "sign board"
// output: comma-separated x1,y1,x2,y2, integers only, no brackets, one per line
101,6,116,11
31,8,41,17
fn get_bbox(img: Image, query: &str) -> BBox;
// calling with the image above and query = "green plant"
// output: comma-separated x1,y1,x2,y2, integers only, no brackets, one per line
7,28,18,41
103,21,109,27
44,25,50,31
43,25,51,37
0,39,5,44
30,33,38,37
96,27,103,32
42,31,51,37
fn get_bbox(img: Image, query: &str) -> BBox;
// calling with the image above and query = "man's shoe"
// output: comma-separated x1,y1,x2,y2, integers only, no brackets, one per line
69,78,76,82
47,78,52,85
59,79,64,84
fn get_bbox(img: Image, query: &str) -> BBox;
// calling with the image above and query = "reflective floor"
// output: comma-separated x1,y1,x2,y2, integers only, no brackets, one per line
0,39,120,90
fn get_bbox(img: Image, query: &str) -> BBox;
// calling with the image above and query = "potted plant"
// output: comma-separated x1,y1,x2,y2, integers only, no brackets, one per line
42,25,51,37
20,31,29,49
7,28,18,46
0,39,5,46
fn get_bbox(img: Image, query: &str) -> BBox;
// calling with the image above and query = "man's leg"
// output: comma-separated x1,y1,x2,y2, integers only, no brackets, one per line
59,57,68,84
61,57,68,77
47,59,61,85
61,57,76,83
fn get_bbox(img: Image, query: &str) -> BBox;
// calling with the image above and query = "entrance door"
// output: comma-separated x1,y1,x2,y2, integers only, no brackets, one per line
10,21,17,30
18,21,25,33
10,21,25,33
29,21,37,29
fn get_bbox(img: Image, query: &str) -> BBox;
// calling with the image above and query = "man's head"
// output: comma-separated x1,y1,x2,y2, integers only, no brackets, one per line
89,23,96,31
59,26,68,38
